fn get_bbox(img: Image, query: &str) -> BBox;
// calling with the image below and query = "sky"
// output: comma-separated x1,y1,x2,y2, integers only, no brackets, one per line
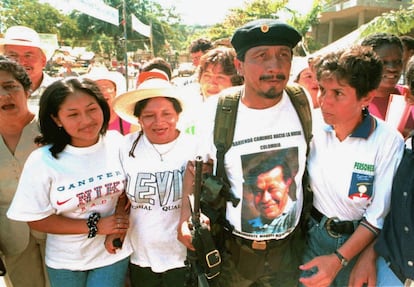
155,0,314,26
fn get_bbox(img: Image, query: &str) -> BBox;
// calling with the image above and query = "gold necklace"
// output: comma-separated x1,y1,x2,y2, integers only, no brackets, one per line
151,138,179,161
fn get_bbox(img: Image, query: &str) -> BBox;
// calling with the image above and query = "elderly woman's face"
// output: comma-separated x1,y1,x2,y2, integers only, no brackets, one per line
0,70,30,120
138,97,180,144
199,64,233,97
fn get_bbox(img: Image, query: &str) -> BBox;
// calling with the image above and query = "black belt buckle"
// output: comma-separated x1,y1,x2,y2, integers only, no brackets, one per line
206,249,221,268
205,249,221,279
325,217,342,238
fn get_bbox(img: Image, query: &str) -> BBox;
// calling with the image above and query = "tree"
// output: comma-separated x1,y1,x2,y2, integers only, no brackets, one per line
1,0,79,39
197,0,323,55
362,4,414,36
286,0,323,54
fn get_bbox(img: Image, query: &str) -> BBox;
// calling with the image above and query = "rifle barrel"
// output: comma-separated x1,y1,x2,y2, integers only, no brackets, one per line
192,156,203,225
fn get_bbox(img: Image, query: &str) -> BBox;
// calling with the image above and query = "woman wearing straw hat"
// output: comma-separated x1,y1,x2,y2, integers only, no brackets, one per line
113,78,198,287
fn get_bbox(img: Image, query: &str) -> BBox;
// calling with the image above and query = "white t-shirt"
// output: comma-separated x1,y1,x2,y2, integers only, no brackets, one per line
121,131,198,273
197,86,308,241
7,131,132,270
308,115,404,228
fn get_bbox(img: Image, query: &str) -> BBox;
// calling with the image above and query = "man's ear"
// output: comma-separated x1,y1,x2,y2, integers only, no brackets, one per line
234,58,243,77
40,50,47,68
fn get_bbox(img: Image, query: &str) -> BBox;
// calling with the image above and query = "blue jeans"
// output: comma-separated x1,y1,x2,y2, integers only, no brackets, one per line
376,256,403,287
300,216,359,287
47,257,129,287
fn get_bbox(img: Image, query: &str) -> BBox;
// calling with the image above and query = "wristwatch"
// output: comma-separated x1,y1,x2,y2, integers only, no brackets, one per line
334,250,348,267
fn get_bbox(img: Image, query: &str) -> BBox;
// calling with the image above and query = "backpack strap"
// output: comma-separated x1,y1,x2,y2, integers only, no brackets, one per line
213,89,241,178
285,85,313,155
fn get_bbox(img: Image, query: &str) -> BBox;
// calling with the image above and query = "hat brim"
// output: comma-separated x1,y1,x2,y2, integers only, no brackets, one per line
0,39,52,60
113,86,185,125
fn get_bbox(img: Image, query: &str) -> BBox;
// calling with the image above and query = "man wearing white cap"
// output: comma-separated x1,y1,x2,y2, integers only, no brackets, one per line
1,25,57,113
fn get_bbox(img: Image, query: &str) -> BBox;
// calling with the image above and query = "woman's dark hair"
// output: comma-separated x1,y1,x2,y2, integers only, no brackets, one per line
35,77,111,158
0,55,32,91
198,47,244,86
133,97,182,118
407,55,414,93
361,32,403,53
141,57,172,80
314,45,383,99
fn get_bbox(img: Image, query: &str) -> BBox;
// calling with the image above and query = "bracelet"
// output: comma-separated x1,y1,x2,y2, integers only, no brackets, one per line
360,220,379,237
87,212,101,238
334,250,348,267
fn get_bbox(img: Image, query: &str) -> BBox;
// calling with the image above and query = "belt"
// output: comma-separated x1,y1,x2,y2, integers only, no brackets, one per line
233,235,286,251
311,207,356,237
389,261,414,287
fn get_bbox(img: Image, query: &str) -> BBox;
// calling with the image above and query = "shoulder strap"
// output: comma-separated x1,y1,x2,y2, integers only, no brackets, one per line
213,89,241,177
285,85,313,155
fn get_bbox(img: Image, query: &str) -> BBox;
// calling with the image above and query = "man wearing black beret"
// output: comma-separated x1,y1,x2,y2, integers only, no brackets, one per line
178,19,312,286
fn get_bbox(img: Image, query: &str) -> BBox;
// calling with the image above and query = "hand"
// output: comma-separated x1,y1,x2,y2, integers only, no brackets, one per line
349,244,377,287
299,254,342,287
97,214,129,235
405,90,414,106
104,233,125,254
178,217,194,250
177,214,210,251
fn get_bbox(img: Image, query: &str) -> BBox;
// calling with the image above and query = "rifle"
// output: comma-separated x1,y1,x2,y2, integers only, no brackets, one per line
185,156,221,287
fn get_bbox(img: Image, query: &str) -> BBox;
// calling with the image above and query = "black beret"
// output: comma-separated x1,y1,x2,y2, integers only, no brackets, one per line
231,19,302,60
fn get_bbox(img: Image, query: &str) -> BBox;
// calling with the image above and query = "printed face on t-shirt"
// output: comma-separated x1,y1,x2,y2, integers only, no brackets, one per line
252,165,291,220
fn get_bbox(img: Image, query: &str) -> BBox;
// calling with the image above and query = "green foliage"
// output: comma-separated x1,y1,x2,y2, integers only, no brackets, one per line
362,4,414,36
286,0,323,54
196,0,289,45
1,0,79,38
195,0,323,56
90,34,116,59
2,0,325,60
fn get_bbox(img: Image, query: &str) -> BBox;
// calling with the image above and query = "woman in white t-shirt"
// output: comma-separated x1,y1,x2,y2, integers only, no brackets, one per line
7,78,132,287
113,78,198,287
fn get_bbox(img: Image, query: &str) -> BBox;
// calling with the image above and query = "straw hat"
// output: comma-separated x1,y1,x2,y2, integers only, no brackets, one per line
113,78,184,124
0,26,53,60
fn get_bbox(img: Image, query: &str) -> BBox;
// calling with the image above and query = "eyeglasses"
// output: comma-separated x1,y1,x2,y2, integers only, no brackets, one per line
0,83,23,95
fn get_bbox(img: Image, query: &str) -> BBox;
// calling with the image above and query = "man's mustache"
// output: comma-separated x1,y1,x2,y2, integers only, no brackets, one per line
259,74,287,81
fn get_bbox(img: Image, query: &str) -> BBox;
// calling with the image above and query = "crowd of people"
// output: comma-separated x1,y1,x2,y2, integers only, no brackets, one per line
0,19,414,287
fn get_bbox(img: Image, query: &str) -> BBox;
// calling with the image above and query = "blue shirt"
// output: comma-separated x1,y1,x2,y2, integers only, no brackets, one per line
375,140,414,280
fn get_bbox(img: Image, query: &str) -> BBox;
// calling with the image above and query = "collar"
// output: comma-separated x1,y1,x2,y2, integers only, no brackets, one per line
324,110,377,139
